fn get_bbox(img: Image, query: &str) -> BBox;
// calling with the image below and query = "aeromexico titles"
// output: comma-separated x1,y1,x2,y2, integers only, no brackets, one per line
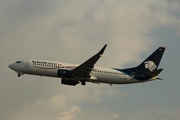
9,44,165,86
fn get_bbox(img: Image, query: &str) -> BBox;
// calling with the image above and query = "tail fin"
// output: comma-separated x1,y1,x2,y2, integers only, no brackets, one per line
123,47,166,74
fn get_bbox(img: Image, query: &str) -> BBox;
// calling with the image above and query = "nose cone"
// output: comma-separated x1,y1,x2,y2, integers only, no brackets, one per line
8,63,14,70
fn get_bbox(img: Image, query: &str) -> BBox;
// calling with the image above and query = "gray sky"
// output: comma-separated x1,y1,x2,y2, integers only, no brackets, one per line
0,0,180,120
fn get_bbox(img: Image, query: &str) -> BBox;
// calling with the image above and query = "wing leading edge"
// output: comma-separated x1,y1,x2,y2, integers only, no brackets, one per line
73,44,108,79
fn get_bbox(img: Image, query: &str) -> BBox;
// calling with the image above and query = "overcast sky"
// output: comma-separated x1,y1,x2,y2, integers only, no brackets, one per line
0,0,180,120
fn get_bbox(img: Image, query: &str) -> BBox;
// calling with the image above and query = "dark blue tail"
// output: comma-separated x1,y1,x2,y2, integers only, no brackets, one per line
122,47,166,80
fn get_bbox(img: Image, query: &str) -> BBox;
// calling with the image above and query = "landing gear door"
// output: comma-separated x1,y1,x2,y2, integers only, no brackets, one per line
25,61,29,67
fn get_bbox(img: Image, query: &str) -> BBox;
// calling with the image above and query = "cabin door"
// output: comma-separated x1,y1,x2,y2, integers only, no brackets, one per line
25,61,29,67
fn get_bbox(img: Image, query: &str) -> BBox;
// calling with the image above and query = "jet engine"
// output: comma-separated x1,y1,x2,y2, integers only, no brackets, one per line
61,79,79,86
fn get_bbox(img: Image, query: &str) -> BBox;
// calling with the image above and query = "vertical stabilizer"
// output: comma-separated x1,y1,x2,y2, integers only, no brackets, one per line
123,47,166,74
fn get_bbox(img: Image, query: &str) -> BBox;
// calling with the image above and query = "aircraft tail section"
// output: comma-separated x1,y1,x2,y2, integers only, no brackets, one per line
120,47,166,81
137,47,165,73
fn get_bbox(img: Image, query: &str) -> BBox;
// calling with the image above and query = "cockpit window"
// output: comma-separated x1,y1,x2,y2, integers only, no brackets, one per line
16,61,21,63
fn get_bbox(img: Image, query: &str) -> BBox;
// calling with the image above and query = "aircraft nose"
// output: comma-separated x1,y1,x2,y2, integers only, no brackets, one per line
8,63,14,70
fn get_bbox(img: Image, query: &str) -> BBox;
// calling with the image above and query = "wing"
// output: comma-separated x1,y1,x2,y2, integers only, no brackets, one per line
73,44,107,79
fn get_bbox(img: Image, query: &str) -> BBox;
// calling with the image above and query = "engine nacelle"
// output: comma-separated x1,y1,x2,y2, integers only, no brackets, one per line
61,79,79,86
58,69,74,78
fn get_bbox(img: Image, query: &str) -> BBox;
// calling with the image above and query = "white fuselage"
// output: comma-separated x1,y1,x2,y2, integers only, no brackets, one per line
9,60,144,85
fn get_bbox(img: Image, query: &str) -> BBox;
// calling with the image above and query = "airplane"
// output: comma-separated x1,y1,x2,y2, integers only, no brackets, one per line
8,44,165,86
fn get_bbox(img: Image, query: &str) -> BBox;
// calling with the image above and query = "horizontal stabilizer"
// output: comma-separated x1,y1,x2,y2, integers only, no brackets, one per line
145,69,163,77
157,77,163,81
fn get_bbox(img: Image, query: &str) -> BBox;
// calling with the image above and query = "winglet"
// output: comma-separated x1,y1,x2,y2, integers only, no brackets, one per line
98,44,108,55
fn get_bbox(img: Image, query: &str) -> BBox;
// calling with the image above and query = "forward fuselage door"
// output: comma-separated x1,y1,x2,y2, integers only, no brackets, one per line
25,60,29,67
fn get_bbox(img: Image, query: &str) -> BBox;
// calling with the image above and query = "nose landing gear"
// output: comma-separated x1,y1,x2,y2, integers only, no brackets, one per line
17,74,21,77
17,72,24,77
